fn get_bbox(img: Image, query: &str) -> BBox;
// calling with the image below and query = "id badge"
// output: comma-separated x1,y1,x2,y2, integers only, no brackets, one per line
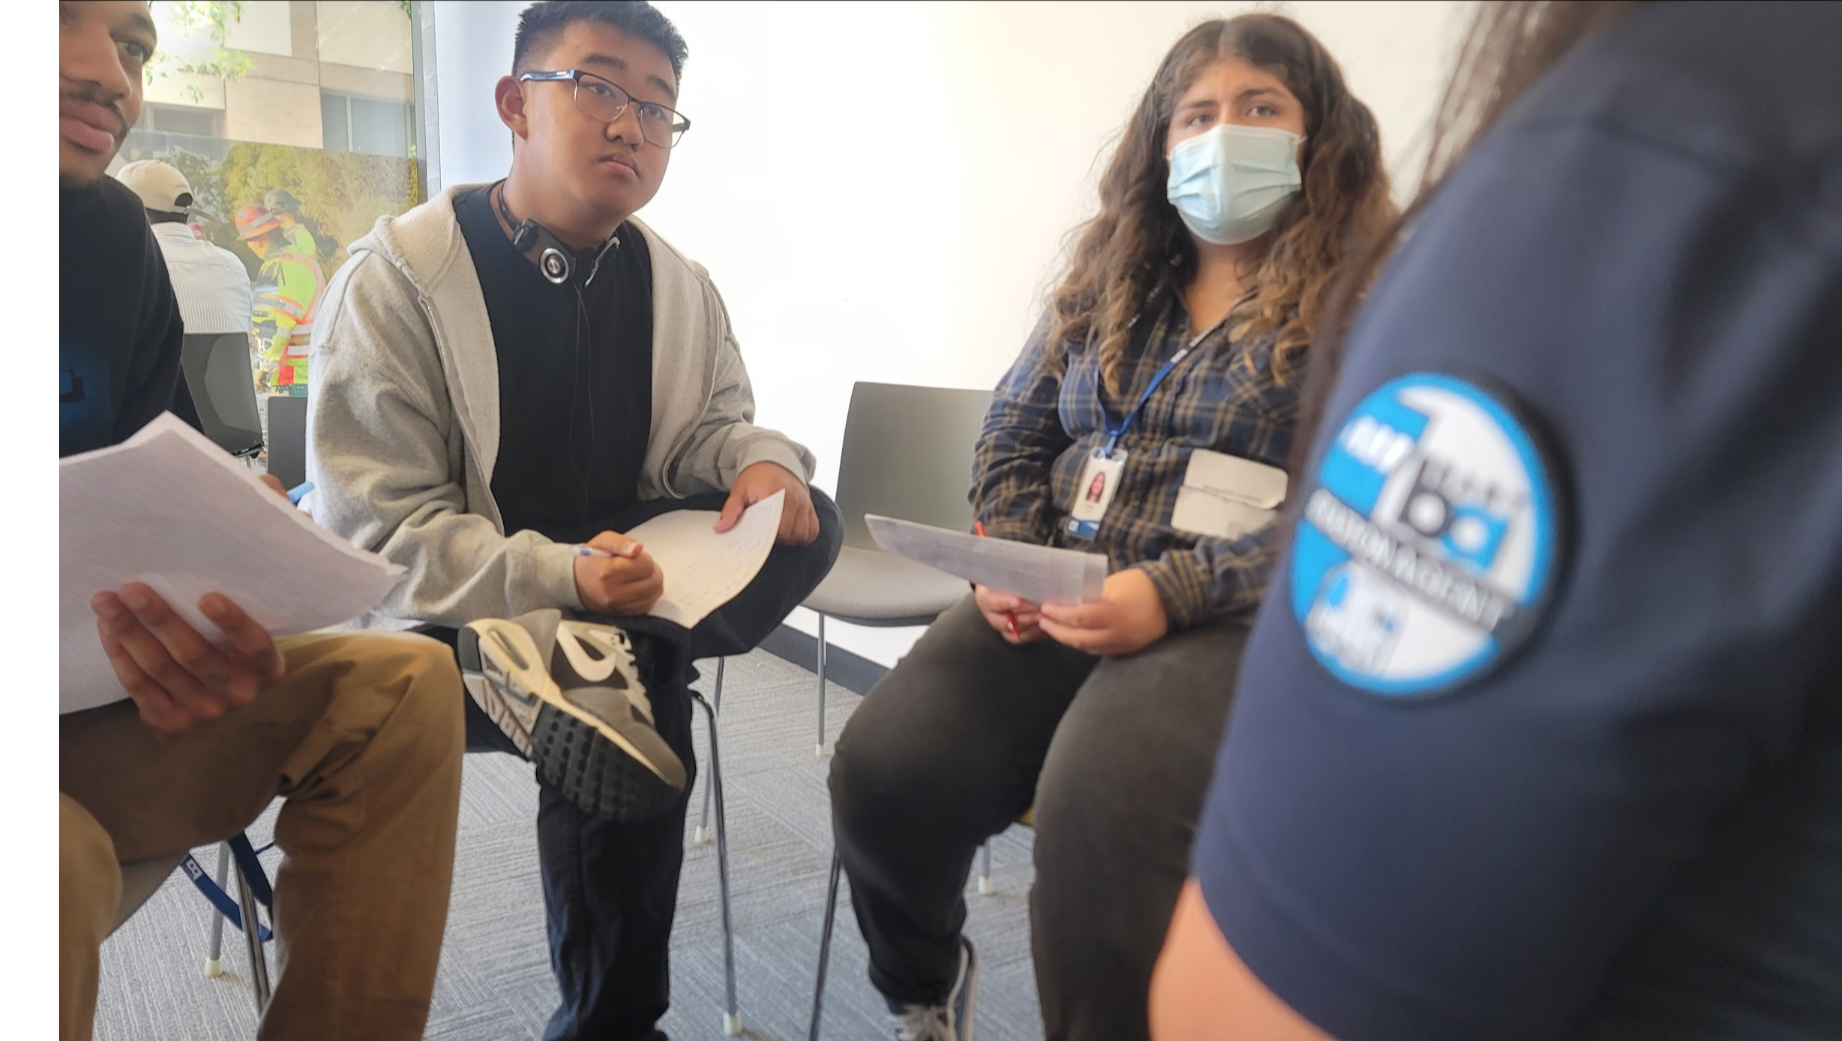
1066,448,1126,539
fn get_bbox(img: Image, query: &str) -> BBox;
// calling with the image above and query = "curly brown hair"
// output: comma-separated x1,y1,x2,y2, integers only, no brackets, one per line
1047,13,1396,395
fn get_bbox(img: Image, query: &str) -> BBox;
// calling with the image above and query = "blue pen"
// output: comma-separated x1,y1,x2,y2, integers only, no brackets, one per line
575,543,642,559
287,481,314,505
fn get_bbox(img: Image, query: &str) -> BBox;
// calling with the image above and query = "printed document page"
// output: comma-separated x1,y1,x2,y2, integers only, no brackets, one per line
623,490,785,629
865,515,1107,605
61,414,406,714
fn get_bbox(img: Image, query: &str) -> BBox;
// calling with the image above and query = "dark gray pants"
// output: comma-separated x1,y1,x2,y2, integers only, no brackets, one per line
828,595,1249,1041
438,491,845,1041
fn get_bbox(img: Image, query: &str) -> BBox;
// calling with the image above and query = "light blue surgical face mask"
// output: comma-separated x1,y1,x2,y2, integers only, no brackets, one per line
1165,124,1304,246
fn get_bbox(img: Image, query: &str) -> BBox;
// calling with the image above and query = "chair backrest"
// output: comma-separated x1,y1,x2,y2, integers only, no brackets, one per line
265,394,309,490
180,333,264,457
835,382,995,551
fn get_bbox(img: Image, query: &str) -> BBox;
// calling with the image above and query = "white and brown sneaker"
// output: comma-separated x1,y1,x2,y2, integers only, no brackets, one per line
457,609,685,822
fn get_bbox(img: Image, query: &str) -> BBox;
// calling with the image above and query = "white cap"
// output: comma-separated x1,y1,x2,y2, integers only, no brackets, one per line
115,159,195,213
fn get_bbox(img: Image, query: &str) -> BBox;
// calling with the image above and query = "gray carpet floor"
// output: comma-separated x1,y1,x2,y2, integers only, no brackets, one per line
94,649,1045,1040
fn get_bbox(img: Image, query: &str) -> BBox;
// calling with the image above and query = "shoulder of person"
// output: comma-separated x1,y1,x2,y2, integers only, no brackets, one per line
86,176,161,257
347,186,474,290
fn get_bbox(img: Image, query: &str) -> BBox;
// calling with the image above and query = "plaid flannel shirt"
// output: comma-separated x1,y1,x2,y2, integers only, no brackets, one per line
971,293,1303,629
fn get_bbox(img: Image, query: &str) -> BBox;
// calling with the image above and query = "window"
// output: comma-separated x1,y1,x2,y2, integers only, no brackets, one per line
140,103,225,138
119,0,428,411
320,93,411,158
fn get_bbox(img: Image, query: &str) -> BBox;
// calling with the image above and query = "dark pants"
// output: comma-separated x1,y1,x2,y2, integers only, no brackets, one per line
442,490,842,1041
828,596,1248,1041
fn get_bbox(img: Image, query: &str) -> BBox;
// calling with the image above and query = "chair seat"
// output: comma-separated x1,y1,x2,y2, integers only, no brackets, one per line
110,855,184,936
803,545,969,625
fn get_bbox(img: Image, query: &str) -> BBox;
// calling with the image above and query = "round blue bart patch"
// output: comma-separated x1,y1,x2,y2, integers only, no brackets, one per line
1291,371,1564,697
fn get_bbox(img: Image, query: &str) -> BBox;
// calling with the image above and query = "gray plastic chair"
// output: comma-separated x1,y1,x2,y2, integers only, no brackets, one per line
265,394,308,491
686,677,740,1035
180,333,264,458
799,382,994,756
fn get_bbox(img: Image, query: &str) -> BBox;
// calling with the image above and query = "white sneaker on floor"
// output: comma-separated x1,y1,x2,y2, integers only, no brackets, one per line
888,936,978,1041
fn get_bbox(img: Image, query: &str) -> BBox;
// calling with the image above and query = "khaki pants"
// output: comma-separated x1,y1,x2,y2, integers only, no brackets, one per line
59,633,466,1041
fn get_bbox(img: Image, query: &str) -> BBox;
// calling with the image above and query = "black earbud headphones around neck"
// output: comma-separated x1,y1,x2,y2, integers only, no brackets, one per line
494,180,620,286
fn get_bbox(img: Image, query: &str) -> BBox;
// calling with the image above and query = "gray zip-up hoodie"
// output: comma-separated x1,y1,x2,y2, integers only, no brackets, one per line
307,185,815,631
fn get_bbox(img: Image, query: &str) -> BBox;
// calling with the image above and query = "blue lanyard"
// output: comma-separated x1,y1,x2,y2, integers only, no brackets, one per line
1103,346,1191,458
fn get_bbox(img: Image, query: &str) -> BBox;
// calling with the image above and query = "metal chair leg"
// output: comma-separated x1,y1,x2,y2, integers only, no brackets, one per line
808,848,844,1041
815,614,830,758
695,658,726,845
693,690,742,1036
235,857,271,1014
978,840,995,896
204,843,230,977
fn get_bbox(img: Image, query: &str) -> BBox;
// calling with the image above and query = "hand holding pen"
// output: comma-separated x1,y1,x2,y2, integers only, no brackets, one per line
972,522,1043,644
571,531,665,617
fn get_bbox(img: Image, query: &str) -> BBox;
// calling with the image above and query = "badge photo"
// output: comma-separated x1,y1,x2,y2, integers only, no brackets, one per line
1066,448,1125,539
1289,371,1563,697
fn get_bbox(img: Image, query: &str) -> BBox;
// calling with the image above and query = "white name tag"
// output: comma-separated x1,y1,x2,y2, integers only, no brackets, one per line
1170,449,1288,540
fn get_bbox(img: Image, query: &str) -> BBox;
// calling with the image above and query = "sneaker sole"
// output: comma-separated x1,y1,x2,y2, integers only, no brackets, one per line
458,621,685,823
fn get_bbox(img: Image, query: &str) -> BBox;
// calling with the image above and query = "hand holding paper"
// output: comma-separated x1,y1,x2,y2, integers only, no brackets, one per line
865,515,1108,605
974,584,1046,645
719,463,817,545
91,583,286,734
621,490,786,628
1039,568,1171,657
60,414,408,715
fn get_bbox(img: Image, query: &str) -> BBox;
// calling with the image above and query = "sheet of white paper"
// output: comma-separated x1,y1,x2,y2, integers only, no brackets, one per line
60,414,406,714
623,490,785,628
865,515,1108,605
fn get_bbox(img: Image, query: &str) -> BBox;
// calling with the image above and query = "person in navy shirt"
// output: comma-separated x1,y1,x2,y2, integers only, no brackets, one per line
59,7,466,1040
1149,2,1842,1040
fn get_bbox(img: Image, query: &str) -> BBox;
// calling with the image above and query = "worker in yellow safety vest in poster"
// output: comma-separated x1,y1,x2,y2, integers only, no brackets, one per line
265,188,321,262
236,203,324,396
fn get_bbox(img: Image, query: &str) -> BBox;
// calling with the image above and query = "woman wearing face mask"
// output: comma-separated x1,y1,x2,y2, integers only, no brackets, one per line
826,15,1395,1041
1151,2,1842,1040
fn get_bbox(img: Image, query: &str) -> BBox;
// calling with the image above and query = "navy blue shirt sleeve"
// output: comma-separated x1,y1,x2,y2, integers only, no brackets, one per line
1190,12,1842,1040
59,178,187,456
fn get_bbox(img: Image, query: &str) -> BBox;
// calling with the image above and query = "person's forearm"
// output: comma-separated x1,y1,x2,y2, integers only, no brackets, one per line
1151,880,1341,1041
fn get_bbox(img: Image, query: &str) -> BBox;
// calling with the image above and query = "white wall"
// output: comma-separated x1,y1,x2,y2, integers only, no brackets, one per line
430,0,1469,666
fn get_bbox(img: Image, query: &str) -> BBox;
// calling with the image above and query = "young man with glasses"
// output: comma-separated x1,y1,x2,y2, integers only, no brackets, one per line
306,3,840,1039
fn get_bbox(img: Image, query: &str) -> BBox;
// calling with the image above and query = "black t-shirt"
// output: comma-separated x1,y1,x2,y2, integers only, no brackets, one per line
454,186,654,546
1193,2,1842,1040
60,178,187,457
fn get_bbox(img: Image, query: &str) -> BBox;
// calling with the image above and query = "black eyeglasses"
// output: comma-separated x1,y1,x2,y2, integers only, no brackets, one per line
519,69,691,149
